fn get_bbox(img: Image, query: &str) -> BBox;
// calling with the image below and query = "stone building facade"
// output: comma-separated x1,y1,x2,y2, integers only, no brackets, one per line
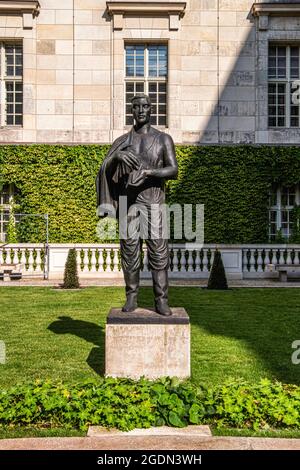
0,0,299,145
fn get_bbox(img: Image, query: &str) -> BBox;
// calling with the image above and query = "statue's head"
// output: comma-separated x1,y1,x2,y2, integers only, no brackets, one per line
131,94,152,126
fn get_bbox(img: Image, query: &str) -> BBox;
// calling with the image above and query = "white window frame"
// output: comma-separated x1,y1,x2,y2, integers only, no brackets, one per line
0,183,14,242
0,41,23,127
268,43,300,128
124,42,168,128
269,184,300,240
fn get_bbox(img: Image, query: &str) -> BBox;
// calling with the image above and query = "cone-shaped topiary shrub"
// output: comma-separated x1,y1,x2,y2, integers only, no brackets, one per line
207,249,228,290
63,248,80,289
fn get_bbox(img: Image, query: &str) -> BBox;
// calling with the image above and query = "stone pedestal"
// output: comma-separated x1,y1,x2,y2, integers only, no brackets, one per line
105,307,190,380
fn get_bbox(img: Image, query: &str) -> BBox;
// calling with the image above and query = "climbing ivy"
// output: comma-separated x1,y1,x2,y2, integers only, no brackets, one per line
0,145,109,243
167,145,300,243
1,144,300,243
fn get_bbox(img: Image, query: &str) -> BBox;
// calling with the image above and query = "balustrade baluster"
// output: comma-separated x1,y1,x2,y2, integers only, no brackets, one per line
202,249,208,273
249,249,256,272
286,249,293,265
294,249,300,266
113,249,119,272
98,249,104,272
195,249,201,273
242,249,249,273
35,249,42,273
172,248,179,272
90,249,97,273
106,249,112,272
28,249,34,273
187,250,193,272
264,248,272,273
257,249,263,273
10,248,15,264
84,249,89,272
278,248,285,265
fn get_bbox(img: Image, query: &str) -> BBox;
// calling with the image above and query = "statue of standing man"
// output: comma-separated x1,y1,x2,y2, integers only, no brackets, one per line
96,94,178,316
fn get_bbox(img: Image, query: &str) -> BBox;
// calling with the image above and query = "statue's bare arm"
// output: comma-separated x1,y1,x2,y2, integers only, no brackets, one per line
147,134,178,180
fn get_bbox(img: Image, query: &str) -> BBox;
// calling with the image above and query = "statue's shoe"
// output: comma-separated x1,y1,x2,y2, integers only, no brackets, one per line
122,297,138,313
155,299,172,316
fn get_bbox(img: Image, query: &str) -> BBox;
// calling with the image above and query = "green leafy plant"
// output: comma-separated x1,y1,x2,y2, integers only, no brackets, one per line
0,378,300,432
63,248,80,289
211,379,300,430
207,249,228,290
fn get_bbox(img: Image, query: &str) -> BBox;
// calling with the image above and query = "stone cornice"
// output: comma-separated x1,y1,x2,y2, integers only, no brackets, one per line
251,2,300,17
106,1,186,30
107,1,186,16
251,2,300,30
0,1,40,14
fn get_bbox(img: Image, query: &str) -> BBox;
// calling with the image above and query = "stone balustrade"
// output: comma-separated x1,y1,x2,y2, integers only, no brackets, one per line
1,243,300,280
0,244,46,278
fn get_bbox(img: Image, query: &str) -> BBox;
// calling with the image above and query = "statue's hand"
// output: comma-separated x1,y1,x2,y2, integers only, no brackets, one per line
126,169,151,187
115,150,140,171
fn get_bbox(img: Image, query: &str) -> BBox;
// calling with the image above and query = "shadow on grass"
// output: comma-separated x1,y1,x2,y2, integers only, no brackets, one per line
138,287,300,385
48,316,105,375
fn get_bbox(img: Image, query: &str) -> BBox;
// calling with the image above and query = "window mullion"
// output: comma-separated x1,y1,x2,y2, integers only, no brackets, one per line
277,187,281,233
145,45,148,95
285,84,289,127
287,46,290,81
0,43,5,127
287,46,291,127
133,48,136,77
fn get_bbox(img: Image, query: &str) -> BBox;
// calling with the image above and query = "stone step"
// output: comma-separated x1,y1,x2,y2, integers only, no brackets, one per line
87,425,212,438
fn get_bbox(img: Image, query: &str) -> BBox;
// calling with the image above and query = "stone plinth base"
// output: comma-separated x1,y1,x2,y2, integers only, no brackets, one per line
105,307,190,380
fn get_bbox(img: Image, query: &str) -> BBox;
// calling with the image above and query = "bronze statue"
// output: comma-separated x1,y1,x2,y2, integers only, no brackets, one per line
96,94,178,315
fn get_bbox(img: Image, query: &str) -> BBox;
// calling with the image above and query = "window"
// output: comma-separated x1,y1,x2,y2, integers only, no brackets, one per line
269,185,300,240
0,42,23,126
0,184,15,242
125,44,167,127
268,44,300,128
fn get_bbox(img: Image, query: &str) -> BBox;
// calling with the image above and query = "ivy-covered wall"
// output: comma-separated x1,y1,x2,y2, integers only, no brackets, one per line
0,145,109,243
1,145,300,243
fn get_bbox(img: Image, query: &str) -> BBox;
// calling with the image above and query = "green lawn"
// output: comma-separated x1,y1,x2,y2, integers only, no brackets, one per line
1,286,300,388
